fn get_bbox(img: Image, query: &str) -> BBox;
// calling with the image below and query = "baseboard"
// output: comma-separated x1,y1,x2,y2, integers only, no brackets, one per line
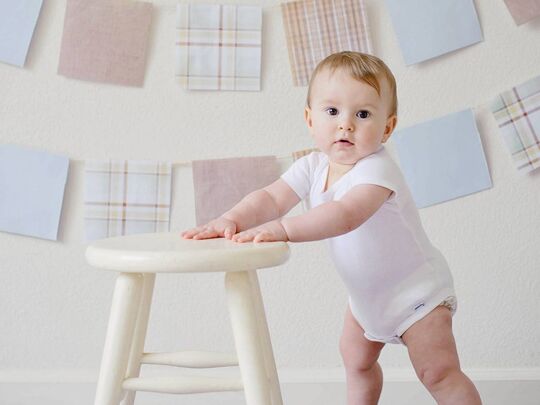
1,368,539,405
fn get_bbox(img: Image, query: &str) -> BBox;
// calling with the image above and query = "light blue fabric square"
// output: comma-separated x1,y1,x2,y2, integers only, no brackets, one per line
0,144,69,240
0,0,43,67
385,0,483,65
391,109,492,208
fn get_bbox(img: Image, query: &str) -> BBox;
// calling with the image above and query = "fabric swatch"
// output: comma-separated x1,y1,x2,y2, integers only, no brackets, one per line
491,75,540,173
504,0,540,25
392,109,492,208
84,160,172,241
58,0,152,87
281,0,372,86
192,156,280,225
0,144,69,240
0,0,43,67
385,0,483,65
176,4,262,91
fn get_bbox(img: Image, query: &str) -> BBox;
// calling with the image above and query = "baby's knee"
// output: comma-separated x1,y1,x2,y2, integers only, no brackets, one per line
417,363,460,390
339,334,383,372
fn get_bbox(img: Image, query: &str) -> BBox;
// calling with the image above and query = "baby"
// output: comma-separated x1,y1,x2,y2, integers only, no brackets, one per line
182,51,482,404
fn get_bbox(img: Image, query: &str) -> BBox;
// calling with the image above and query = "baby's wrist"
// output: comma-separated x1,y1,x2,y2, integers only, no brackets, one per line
278,219,291,242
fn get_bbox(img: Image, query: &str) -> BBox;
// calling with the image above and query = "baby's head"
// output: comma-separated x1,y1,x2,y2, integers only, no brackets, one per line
305,51,398,165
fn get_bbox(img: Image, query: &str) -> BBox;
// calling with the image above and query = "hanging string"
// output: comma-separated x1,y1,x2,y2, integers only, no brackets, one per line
156,2,283,12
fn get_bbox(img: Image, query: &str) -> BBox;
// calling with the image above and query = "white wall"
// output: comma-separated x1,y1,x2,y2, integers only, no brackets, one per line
1,0,539,403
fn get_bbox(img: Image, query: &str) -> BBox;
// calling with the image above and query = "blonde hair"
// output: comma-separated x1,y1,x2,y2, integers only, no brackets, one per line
306,51,398,117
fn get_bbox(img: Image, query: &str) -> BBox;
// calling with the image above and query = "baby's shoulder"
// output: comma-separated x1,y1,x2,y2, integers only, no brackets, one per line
294,150,328,172
353,147,398,173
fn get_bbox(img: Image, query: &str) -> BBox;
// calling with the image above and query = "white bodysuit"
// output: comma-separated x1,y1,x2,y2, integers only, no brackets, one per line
281,146,457,345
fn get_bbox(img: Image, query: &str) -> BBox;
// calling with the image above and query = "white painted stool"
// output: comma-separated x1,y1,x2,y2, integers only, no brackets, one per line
86,232,289,405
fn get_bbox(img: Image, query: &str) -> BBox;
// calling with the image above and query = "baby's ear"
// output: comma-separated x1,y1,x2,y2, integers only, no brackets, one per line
304,107,313,130
382,115,398,143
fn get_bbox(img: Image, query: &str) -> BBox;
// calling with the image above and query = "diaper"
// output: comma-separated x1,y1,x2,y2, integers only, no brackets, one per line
363,295,458,346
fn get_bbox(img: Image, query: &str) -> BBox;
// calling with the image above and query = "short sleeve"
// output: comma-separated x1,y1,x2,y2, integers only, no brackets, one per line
345,148,401,197
280,154,315,200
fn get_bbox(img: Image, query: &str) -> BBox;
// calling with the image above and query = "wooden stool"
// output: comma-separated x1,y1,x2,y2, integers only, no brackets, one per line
86,232,289,405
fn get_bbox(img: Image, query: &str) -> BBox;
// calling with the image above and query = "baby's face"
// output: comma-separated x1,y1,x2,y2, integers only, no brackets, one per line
305,68,397,166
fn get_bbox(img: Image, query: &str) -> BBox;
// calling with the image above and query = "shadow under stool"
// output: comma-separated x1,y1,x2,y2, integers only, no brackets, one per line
85,232,290,405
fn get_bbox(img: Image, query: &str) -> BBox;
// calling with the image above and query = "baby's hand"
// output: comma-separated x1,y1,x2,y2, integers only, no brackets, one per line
232,220,289,243
181,217,237,240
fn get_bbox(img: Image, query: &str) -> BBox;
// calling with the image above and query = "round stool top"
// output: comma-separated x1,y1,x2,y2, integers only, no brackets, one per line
85,232,290,273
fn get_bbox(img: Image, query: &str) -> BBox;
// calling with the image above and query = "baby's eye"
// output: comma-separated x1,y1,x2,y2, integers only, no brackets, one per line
325,107,338,116
356,110,371,119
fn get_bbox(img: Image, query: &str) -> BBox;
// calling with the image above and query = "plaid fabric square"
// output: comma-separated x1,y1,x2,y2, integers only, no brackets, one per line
281,0,372,86
491,75,540,174
504,0,540,25
175,4,262,91
84,160,172,241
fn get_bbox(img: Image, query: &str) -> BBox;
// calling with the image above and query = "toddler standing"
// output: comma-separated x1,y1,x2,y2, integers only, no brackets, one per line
182,51,482,405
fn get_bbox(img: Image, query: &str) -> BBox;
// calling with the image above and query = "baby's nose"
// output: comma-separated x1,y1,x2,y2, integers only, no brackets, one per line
338,122,354,132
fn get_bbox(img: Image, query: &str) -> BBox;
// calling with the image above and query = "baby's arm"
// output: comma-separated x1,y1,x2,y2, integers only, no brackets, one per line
182,179,300,240
233,184,392,243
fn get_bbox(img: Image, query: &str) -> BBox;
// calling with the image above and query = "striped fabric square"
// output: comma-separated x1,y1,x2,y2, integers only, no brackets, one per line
84,160,172,241
175,4,262,91
491,75,540,173
281,0,372,86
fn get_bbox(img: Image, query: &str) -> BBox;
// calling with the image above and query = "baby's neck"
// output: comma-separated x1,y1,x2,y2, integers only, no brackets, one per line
324,161,355,191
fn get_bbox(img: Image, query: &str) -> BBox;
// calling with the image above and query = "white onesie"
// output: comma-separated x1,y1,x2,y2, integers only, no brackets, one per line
281,145,457,345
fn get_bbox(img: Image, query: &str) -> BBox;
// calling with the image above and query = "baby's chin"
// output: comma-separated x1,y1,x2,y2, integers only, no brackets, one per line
330,150,375,165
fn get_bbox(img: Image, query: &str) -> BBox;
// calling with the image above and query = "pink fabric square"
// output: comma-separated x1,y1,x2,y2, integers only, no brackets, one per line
58,0,152,87
504,0,540,25
192,156,280,226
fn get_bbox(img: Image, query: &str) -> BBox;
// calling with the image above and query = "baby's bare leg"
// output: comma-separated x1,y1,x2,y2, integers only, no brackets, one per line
401,306,482,404
340,306,385,405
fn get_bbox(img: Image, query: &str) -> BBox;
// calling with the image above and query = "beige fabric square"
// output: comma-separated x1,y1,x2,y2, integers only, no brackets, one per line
192,156,280,225
58,0,153,87
504,0,540,25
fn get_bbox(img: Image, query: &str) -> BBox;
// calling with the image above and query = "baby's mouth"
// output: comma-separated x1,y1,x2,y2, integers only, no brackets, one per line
335,139,354,145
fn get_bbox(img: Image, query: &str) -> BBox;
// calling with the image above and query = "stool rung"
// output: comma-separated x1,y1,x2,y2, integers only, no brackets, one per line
122,375,243,394
141,350,238,368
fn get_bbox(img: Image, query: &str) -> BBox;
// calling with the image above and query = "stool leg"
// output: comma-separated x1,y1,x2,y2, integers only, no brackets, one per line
225,271,272,405
94,273,144,405
121,273,156,405
248,271,283,405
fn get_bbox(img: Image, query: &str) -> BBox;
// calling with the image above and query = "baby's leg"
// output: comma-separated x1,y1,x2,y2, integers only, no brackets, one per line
401,306,482,404
340,305,385,405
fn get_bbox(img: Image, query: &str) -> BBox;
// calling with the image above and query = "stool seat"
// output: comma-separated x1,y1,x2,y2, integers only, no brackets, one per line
86,232,290,273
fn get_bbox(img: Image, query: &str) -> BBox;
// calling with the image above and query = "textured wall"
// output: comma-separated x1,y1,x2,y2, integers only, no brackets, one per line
1,0,539,376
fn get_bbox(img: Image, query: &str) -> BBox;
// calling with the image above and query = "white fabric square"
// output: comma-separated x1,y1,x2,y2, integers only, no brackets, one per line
176,3,262,91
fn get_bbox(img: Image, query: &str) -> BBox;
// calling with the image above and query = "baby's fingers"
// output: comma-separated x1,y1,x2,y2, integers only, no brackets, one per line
193,228,220,240
181,226,205,239
253,232,273,243
223,226,236,239
232,231,255,243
